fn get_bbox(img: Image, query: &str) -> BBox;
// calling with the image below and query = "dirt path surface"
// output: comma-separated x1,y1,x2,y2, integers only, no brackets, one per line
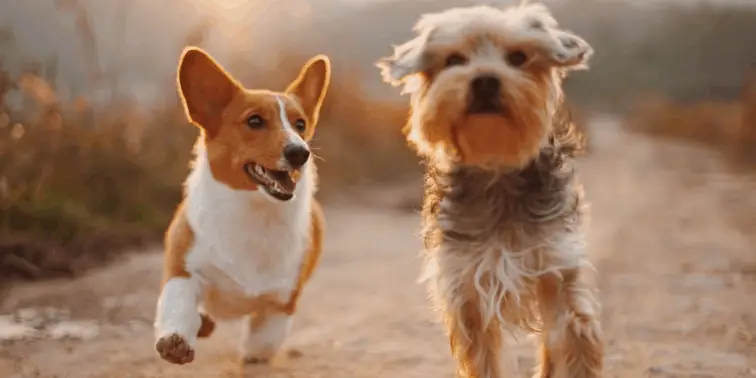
2,118,755,378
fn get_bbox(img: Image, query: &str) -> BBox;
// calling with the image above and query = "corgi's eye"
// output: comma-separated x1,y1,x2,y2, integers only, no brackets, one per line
247,114,264,128
294,119,306,133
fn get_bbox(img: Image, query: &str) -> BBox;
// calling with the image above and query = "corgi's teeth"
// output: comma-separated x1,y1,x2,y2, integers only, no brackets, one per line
254,165,265,175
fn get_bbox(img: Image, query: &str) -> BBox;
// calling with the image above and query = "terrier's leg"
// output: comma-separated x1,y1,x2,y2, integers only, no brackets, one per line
446,297,505,378
431,264,505,378
534,268,603,378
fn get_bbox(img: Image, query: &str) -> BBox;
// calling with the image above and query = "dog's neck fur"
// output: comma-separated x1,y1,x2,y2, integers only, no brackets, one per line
421,105,585,251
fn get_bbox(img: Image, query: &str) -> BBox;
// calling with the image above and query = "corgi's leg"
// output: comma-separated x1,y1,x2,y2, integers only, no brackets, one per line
241,200,324,364
240,310,293,364
284,200,325,310
155,277,203,364
197,311,216,338
154,205,203,365
534,268,603,378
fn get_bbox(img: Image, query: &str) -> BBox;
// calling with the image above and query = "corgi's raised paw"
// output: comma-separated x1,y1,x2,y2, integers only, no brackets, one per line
156,333,195,365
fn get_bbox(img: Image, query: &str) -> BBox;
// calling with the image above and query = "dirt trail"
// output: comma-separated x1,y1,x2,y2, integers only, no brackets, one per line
1,118,755,378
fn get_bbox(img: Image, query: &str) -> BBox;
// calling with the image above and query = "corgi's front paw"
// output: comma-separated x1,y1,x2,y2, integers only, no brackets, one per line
156,333,195,365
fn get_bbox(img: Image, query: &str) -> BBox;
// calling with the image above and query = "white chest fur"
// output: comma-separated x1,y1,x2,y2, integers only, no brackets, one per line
182,143,314,298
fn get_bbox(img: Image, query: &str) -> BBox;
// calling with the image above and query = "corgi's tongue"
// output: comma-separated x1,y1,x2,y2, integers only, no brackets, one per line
269,170,295,192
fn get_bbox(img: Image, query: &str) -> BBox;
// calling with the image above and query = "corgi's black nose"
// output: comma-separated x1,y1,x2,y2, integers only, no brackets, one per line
283,144,310,169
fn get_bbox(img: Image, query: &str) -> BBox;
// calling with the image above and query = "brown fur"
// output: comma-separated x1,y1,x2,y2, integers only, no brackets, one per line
377,3,602,377
286,199,325,313
177,48,328,190
161,203,193,283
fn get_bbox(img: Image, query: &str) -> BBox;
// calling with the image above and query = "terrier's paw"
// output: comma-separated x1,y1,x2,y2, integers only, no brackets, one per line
156,333,195,365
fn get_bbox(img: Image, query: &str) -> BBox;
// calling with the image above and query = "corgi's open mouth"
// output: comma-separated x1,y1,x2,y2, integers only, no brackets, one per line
244,163,296,201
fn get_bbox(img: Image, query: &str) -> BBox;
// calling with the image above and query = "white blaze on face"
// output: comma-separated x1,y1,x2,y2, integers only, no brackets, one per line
275,95,308,170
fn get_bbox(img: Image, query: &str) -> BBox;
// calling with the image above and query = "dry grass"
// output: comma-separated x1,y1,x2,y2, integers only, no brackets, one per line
627,74,756,165
2,0,753,285
0,58,414,285
741,73,756,150
0,1,421,285
562,2,756,110
0,67,193,282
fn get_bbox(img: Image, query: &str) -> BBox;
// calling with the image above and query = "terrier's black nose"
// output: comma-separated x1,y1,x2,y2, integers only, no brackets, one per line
468,74,503,114
470,74,501,96
283,144,310,169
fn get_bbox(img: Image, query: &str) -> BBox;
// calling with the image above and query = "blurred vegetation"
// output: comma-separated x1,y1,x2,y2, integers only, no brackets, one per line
627,75,756,166
563,2,756,109
0,66,194,280
562,1,756,167
0,0,754,283
0,11,415,283
0,61,415,282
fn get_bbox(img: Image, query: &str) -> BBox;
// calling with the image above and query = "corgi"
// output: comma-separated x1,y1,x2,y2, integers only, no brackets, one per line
153,46,330,366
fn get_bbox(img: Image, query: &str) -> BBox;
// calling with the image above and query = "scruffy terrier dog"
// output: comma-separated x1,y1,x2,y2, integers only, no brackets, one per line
377,2,603,378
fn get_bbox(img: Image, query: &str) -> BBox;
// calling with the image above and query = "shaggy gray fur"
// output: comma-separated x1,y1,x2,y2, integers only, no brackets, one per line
421,107,586,253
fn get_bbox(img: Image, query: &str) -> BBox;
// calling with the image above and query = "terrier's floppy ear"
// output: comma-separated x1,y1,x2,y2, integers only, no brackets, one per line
537,28,593,70
516,3,593,70
376,26,435,87
285,55,331,128
176,47,242,137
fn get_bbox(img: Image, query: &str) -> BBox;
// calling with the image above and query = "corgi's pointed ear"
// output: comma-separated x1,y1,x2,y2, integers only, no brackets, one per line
176,47,241,137
285,55,331,127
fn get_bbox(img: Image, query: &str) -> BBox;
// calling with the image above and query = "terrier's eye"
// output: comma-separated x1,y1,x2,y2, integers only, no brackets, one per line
506,51,528,67
247,114,264,128
294,119,306,133
444,53,467,68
